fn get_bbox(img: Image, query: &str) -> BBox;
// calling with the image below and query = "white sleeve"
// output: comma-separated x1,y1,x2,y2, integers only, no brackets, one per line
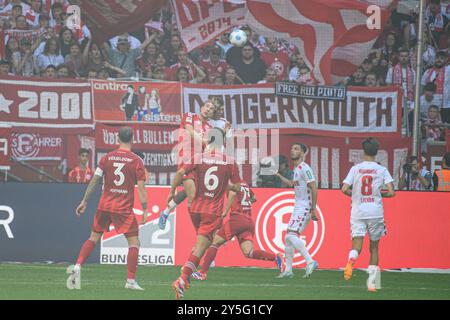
385,67,393,84
443,66,450,108
343,166,355,186
94,167,104,177
302,165,315,184
421,69,429,86
289,67,298,81
383,168,394,185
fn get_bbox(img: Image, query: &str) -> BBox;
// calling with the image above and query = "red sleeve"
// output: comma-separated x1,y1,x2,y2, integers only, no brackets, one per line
135,158,146,182
67,170,75,183
181,155,198,174
98,155,107,171
230,162,241,184
182,113,194,128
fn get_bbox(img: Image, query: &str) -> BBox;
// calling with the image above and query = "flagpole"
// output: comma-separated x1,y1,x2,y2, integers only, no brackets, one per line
412,0,425,157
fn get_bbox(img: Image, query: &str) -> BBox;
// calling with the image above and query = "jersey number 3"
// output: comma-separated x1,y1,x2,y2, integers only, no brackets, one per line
113,162,125,186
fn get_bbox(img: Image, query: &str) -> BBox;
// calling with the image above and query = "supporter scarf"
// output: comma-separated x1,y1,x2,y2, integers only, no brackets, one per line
393,63,414,102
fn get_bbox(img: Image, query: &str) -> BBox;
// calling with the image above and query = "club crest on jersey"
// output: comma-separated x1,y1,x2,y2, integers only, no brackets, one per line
255,191,325,267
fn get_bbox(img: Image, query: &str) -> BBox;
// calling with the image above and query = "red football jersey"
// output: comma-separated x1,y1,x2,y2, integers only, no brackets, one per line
68,166,93,184
178,112,212,165
230,182,254,217
96,149,146,214
260,51,290,80
200,58,228,82
182,151,241,215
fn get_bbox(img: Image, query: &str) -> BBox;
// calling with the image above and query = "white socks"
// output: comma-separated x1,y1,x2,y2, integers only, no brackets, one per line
348,249,359,261
166,200,177,212
284,243,295,273
285,233,313,265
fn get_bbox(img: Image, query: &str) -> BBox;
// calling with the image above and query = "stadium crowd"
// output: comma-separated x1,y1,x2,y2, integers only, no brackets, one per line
0,0,449,188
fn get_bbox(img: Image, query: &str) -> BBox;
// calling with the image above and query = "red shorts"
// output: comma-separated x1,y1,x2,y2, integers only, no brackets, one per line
217,214,254,244
92,210,139,237
190,212,222,241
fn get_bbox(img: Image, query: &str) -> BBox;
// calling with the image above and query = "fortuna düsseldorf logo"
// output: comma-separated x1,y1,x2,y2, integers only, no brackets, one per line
255,191,325,267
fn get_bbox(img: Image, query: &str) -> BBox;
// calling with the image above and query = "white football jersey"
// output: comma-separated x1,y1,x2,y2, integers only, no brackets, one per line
343,161,394,219
208,118,233,138
293,162,315,208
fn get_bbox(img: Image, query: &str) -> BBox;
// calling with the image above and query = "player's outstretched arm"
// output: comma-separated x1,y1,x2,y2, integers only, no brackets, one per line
275,172,295,188
137,180,148,224
341,183,352,197
381,182,396,198
76,174,102,216
307,181,319,221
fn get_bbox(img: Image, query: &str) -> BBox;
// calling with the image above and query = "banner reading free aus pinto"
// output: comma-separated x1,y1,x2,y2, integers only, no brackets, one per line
91,79,182,124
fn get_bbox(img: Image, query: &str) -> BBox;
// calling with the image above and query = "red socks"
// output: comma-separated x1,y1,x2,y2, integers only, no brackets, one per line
181,254,200,282
249,250,275,261
200,245,219,274
127,247,139,280
75,240,96,265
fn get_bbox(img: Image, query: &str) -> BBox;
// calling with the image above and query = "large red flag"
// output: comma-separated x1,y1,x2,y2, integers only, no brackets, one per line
246,0,399,85
78,0,167,43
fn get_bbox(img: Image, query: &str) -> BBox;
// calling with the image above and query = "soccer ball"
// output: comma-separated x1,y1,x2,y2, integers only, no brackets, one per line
229,29,247,47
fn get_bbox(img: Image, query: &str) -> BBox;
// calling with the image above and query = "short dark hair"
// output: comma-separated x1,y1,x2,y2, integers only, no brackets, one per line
443,152,450,168
293,143,307,153
362,138,379,156
79,148,89,155
118,127,133,143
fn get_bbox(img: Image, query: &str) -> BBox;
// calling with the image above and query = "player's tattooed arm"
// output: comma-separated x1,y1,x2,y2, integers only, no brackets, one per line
341,183,352,197
76,174,102,216
137,180,148,224
222,190,237,219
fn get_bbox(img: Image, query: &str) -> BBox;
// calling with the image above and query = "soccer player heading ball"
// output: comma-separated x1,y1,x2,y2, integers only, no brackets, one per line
341,138,395,292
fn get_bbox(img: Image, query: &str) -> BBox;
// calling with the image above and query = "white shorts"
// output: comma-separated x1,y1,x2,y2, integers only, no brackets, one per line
287,207,311,234
350,217,387,241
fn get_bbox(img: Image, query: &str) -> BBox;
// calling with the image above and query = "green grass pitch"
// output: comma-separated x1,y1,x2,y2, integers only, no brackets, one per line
0,263,449,300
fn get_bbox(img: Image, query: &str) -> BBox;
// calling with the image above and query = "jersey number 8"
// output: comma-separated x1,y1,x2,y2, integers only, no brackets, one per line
361,175,373,196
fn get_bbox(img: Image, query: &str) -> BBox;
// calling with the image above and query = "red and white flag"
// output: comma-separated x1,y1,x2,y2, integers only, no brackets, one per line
246,0,398,85
172,0,246,52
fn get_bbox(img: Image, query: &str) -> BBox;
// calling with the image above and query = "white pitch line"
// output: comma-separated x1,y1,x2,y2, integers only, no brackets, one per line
0,279,449,292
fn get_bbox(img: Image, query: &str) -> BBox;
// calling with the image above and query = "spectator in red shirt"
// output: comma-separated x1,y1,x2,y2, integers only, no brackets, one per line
260,37,290,80
200,46,228,83
68,148,93,184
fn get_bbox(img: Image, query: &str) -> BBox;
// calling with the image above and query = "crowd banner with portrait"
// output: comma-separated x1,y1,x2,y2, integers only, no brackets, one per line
91,79,182,124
